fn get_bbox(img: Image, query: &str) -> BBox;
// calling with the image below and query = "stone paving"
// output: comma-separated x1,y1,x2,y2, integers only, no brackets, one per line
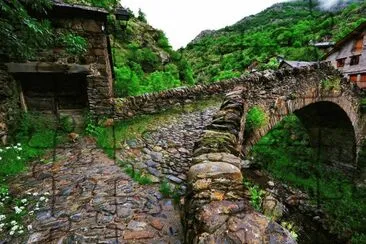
8,102,220,243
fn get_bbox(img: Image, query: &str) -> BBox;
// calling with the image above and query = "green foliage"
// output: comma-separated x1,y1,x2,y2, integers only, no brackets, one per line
245,106,269,132
321,77,341,91
64,0,118,11
120,162,153,185
0,144,28,177
159,180,181,203
243,179,265,211
111,12,196,97
281,221,299,240
159,180,174,197
137,8,147,22
60,33,88,55
0,112,66,178
212,70,241,82
0,0,53,61
0,184,50,237
60,116,74,133
251,115,366,242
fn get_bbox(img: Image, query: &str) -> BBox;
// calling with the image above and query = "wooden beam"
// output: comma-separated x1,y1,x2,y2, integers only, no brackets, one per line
5,62,90,74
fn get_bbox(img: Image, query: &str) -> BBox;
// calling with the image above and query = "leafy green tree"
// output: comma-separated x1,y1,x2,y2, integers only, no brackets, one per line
0,0,53,61
137,8,147,23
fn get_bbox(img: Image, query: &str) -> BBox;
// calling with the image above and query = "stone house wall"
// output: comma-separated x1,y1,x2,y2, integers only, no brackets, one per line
38,11,113,116
7,5,114,117
0,65,21,145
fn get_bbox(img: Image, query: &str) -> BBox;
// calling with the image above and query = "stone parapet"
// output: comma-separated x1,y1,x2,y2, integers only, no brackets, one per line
184,90,296,243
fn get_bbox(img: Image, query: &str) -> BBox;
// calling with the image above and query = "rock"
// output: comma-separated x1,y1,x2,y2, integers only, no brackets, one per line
167,175,183,184
127,220,147,231
150,152,163,162
148,167,162,177
241,160,252,168
150,218,164,230
123,230,154,240
262,194,285,221
119,207,133,218
267,181,275,187
153,146,163,152
148,175,160,183
178,147,190,154
70,213,82,222
146,160,158,168
188,162,242,182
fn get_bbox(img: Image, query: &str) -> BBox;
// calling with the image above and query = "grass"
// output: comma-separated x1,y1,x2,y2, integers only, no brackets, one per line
251,114,366,242
0,112,68,178
159,180,181,203
120,162,153,185
245,106,269,132
87,97,222,152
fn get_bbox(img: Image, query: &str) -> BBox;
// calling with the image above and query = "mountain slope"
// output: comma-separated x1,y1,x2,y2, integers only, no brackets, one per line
182,0,366,83
110,13,195,97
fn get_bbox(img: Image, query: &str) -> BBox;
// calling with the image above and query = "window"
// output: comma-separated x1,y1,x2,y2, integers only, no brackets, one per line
353,36,364,53
350,74,358,83
359,74,366,89
336,58,346,67
350,55,360,66
361,73,366,82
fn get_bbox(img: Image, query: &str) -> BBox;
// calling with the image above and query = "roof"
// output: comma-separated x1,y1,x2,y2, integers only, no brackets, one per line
324,21,366,58
312,42,335,48
51,0,108,15
280,60,316,68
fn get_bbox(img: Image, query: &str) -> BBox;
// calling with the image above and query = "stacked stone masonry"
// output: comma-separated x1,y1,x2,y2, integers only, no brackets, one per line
184,63,366,243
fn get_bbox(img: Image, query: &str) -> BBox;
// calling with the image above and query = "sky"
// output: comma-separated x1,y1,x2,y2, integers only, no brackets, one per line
121,0,290,50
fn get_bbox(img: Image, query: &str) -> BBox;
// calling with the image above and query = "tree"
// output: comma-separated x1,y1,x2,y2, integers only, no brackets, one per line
0,0,53,61
137,8,147,23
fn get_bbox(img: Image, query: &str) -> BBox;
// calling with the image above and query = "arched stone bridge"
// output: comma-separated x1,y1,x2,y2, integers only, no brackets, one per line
185,63,366,243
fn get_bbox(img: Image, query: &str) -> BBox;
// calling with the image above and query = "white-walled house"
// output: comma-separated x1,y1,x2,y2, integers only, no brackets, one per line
325,22,366,89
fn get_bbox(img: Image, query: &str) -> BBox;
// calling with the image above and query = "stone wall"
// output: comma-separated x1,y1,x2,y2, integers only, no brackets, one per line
44,15,113,116
113,78,246,119
184,63,365,243
184,89,296,243
0,65,20,145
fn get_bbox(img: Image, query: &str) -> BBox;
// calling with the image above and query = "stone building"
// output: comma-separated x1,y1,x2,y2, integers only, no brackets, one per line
325,21,366,89
0,0,128,144
5,0,115,116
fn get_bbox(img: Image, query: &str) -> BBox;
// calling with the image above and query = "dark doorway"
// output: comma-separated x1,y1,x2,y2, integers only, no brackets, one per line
16,73,88,113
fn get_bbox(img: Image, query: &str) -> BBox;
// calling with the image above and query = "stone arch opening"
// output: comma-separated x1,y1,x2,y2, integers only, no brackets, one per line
294,101,357,170
243,101,357,171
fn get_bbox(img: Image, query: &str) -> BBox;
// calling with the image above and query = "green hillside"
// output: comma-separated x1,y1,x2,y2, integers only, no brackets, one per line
110,12,195,97
182,0,366,83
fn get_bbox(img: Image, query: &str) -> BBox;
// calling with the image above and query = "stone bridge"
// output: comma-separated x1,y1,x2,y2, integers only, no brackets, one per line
185,63,366,243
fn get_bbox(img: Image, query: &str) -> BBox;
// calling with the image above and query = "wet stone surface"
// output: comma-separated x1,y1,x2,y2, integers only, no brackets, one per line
118,107,218,189
8,104,219,243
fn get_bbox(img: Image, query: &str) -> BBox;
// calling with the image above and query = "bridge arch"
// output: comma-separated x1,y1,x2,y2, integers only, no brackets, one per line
242,97,359,169
184,65,366,243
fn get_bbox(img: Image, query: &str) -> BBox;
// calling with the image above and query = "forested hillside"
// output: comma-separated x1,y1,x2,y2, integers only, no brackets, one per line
110,12,195,97
182,0,366,83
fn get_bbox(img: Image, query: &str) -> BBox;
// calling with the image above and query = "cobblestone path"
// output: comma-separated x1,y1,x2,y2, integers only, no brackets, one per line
9,102,220,243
